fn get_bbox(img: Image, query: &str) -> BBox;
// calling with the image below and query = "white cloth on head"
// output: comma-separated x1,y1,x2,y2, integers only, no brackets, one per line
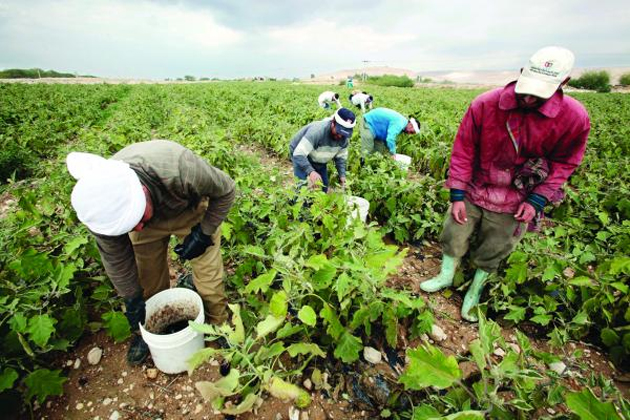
67,152,146,236
409,118,420,134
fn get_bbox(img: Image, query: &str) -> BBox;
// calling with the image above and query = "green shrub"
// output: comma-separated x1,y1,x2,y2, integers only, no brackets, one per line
0,68,94,79
568,71,611,93
0,140,32,182
366,74,414,88
619,72,630,86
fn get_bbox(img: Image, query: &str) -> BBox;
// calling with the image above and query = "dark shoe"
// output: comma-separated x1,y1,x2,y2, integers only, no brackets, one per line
176,273,196,291
127,333,149,365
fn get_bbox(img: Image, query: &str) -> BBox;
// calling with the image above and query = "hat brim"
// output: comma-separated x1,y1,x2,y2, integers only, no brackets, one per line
334,123,353,139
515,75,559,100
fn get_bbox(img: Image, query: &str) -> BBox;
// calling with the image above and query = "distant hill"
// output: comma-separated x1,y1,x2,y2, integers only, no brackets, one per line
306,66,630,87
0,68,95,79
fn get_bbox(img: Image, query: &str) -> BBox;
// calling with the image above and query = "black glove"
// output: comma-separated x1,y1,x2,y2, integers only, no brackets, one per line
174,223,214,260
124,295,146,332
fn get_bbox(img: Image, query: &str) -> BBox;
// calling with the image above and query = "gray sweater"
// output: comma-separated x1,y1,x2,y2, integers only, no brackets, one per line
288,119,349,178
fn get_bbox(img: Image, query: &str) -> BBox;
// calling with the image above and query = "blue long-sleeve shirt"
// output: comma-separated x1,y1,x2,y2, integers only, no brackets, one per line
363,108,408,154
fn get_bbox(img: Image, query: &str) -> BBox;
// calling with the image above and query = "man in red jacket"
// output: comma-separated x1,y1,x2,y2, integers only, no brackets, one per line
420,46,590,322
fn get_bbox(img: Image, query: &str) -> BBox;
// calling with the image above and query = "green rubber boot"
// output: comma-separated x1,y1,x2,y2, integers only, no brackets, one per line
420,255,461,293
461,269,491,322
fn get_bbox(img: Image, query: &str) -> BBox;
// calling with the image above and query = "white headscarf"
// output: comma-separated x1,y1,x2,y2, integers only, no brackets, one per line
67,152,146,236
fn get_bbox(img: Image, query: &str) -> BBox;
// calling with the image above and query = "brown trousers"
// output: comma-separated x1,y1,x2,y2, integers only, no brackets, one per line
440,200,527,272
128,200,228,324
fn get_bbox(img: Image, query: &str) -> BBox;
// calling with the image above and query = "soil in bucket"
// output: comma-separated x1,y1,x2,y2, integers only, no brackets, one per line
144,304,197,335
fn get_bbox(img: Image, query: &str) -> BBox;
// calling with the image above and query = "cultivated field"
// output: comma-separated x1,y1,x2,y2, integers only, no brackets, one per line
0,81,628,419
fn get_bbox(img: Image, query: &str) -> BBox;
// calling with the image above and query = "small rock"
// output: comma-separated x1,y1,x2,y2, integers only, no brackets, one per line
276,413,283,420
117,378,124,385
303,378,313,391
76,403,84,410
150,391,155,399
301,411,310,420
103,398,112,406
46,401,52,409
210,359,219,366
363,346,382,364
146,368,158,379
87,347,103,365
549,361,567,375
109,410,120,420
73,358,81,369
430,324,447,342
119,403,128,409
122,371,127,377
175,394,182,400
493,348,506,358
87,401,93,407
194,404,203,414
508,343,521,354
547,408,556,415
289,406,300,420
66,360,73,367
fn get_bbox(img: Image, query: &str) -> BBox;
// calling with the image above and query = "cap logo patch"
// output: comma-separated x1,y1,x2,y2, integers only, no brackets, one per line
544,61,553,68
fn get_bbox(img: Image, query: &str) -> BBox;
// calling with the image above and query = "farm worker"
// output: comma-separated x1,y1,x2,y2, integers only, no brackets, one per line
361,107,420,157
349,91,374,112
318,90,342,110
420,46,590,322
289,107,356,192
66,140,235,364
346,77,354,88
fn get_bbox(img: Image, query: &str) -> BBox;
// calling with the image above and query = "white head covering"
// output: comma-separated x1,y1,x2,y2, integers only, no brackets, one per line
67,152,146,236
409,117,420,134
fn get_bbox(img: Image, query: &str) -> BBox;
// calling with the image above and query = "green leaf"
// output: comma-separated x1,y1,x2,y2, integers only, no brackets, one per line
244,269,277,294
571,311,589,325
297,305,317,327
27,314,57,348
320,305,344,340
505,262,527,284
24,369,67,403
305,254,329,270
334,272,353,301
504,305,526,323
609,256,630,275
101,311,131,343
286,343,326,358
569,276,596,288
333,331,362,363
269,290,288,318
478,312,501,353
228,303,245,345
187,348,217,374
439,412,486,420
600,328,620,347
256,315,284,339
312,265,336,289
468,339,486,371
63,235,88,256
9,313,28,333
530,314,552,326
0,368,19,392
399,345,462,390
565,388,621,420
222,392,258,415
276,323,303,339
195,368,240,403
265,376,311,408
256,342,286,361
412,404,441,420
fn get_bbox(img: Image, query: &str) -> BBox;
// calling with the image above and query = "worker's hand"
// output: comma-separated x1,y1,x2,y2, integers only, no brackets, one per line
514,202,536,223
390,154,397,160
339,176,346,189
307,171,323,189
451,201,468,225
123,295,146,331
174,224,214,260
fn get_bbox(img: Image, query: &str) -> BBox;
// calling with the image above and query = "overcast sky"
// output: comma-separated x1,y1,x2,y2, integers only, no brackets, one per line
0,0,628,79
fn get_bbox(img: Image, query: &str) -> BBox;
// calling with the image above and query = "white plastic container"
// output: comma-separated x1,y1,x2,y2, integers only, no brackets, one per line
394,154,412,171
345,196,370,224
139,288,205,374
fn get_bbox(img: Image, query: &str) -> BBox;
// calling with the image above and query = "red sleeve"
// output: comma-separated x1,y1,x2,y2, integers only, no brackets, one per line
533,116,590,200
445,102,481,190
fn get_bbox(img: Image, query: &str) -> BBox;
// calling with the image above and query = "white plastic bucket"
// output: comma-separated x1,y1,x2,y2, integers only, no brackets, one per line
394,154,412,171
345,196,369,224
139,288,205,374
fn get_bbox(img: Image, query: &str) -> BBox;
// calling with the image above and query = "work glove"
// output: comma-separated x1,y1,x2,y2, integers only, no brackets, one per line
124,295,146,332
174,223,214,260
